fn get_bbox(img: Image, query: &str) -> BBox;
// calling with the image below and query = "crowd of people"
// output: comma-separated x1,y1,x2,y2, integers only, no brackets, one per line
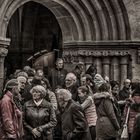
0,58,140,140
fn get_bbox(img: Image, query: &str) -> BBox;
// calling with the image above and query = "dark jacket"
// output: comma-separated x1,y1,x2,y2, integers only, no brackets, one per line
23,99,57,140
61,99,91,140
119,87,131,101
131,113,140,140
66,84,78,101
93,92,120,139
48,68,67,90
0,91,24,139
123,95,140,133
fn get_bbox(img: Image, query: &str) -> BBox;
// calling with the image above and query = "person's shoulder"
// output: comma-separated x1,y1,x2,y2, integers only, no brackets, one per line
24,99,33,106
42,99,53,107
71,100,83,111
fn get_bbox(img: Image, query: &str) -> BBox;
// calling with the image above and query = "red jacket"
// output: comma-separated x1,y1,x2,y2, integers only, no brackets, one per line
0,91,24,139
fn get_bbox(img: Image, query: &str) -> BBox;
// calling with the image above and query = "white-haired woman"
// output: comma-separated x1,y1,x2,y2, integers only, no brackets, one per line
23,85,57,140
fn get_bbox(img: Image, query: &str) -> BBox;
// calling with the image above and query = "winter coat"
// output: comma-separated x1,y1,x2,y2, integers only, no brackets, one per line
48,68,67,90
66,84,78,101
23,99,57,140
93,92,120,139
80,96,97,127
123,95,140,134
61,99,92,140
0,91,24,139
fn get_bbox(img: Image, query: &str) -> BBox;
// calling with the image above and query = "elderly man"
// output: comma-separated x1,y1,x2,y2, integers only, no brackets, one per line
65,72,78,101
56,89,91,140
49,58,67,91
118,79,131,114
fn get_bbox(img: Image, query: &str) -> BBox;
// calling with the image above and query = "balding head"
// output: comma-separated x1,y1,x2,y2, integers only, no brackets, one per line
65,73,77,88
124,79,131,89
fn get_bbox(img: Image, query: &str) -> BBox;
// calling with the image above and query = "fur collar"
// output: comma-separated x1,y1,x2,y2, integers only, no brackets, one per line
93,92,111,100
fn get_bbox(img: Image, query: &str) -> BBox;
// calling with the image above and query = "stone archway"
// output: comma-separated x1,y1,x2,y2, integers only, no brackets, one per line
0,0,131,41
0,0,134,88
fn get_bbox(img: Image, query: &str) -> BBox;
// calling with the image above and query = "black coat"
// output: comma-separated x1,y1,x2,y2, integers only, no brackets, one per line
131,114,140,140
48,68,67,91
61,100,91,140
23,99,57,140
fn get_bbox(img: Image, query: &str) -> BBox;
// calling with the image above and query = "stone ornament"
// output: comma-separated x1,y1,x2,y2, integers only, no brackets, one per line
0,47,8,57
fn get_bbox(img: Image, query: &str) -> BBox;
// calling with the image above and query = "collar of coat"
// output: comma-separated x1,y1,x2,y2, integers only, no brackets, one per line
25,99,51,108
93,92,112,100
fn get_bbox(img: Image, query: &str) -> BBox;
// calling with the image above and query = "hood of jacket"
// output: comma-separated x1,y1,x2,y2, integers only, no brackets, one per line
93,92,112,106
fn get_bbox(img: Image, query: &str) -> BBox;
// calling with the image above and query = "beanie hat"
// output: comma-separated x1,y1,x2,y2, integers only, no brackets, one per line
17,71,28,79
5,79,18,90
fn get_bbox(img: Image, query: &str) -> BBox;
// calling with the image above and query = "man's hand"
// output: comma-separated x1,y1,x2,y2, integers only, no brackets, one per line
32,128,41,138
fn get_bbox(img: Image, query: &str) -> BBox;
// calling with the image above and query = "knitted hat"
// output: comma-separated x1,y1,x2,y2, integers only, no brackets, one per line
5,79,18,90
17,71,28,79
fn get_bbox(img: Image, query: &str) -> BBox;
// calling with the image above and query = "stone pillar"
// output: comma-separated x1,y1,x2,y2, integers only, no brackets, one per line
102,57,110,78
111,57,119,81
0,37,10,89
85,56,93,71
120,56,128,88
93,57,102,75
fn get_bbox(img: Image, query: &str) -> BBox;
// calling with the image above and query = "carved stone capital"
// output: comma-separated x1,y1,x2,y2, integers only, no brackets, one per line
0,47,8,57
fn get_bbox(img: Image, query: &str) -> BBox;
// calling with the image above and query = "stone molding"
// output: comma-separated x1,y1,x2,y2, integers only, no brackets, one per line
0,37,10,57
63,49,130,57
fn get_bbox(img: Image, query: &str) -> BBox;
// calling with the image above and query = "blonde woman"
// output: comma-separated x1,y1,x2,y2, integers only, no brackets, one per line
23,85,57,140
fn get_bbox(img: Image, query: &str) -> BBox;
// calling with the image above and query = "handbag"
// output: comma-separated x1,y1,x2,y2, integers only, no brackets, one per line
121,92,133,139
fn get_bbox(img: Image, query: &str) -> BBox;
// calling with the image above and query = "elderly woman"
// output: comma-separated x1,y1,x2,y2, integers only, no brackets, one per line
23,85,57,140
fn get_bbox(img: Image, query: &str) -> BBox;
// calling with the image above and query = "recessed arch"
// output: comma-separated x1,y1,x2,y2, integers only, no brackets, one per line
0,0,131,41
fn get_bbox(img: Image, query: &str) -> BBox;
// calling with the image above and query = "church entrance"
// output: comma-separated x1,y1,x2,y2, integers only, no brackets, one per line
5,1,62,77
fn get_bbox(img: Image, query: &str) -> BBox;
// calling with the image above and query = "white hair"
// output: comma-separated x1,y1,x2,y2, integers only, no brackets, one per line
56,89,72,101
17,76,27,82
30,85,47,97
66,72,77,83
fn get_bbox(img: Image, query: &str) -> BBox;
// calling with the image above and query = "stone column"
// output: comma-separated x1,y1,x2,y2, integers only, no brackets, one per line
85,56,93,71
93,57,102,75
111,57,119,81
102,57,110,79
0,37,10,89
120,56,128,88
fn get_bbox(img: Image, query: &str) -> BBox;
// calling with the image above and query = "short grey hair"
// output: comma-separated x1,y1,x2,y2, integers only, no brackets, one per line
56,89,72,101
66,73,77,83
30,85,46,98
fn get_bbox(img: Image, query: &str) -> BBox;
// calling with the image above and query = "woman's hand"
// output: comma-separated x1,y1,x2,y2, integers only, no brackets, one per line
32,128,41,138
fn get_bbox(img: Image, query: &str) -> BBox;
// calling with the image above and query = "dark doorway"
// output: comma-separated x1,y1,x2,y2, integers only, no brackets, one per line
5,1,62,77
